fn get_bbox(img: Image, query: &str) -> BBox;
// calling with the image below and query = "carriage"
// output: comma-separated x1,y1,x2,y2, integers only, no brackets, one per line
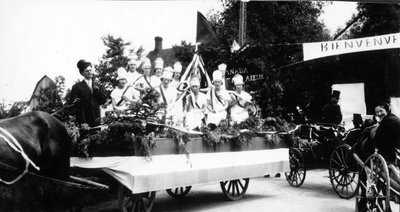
284,121,364,199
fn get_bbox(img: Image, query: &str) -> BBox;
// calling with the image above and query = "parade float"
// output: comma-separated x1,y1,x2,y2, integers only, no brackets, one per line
66,52,291,212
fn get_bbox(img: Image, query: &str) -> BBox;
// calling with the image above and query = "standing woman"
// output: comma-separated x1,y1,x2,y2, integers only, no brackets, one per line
374,102,400,162
229,74,253,124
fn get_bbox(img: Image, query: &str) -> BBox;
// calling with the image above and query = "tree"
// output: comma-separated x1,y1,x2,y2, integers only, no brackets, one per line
95,35,133,97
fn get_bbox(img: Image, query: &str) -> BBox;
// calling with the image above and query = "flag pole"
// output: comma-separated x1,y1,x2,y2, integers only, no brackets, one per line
195,42,199,53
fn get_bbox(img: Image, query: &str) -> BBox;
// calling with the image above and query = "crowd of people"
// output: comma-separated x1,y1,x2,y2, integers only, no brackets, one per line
68,57,254,131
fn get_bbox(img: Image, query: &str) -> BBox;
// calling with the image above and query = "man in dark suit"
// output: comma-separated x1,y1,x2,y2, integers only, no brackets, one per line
320,90,343,125
69,59,106,127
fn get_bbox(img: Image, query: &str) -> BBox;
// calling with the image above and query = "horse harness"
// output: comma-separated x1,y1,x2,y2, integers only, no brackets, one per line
0,127,40,185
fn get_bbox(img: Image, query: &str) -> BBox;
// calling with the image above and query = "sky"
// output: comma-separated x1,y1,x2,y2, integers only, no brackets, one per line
0,0,357,103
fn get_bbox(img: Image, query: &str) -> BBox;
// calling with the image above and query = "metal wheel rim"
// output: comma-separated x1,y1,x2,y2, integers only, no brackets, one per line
166,186,192,199
220,178,249,201
355,154,391,212
118,184,156,212
285,148,306,187
329,144,359,199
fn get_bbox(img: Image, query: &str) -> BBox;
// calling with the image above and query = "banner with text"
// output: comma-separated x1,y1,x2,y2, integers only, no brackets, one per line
303,32,400,61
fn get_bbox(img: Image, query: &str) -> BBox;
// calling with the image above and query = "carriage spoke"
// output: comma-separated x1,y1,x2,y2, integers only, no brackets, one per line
238,180,244,190
331,158,342,168
334,151,344,165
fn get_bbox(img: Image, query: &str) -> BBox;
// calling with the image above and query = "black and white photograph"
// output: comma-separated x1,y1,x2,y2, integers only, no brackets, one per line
0,0,400,211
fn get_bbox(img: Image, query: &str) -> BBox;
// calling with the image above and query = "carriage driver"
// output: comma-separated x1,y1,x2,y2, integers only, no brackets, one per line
320,90,343,125
230,74,253,124
69,59,107,127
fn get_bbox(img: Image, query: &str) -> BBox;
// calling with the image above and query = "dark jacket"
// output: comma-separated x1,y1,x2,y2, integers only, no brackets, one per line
320,102,342,125
69,80,106,127
374,113,400,162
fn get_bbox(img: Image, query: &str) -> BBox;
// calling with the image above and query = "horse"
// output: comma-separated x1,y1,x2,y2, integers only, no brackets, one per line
0,111,72,211
0,111,71,181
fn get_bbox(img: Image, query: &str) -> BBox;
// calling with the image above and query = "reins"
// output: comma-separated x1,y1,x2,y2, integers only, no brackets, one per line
0,127,40,185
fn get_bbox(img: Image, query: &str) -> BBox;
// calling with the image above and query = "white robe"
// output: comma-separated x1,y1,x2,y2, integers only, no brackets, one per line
206,88,229,125
155,85,178,122
230,91,252,123
185,92,207,130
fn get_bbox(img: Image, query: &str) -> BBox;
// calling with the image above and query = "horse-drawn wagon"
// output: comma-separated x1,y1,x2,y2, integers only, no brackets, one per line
70,124,291,212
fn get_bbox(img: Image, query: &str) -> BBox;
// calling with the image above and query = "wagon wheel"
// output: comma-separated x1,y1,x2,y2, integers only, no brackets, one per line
220,178,249,201
118,184,156,212
285,148,306,187
355,153,391,212
166,186,192,199
329,144,359,199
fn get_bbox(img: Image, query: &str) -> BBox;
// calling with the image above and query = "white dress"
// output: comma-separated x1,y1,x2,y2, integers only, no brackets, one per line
150,75,162,88
185,92,207,130
126,71,142,86
110,86,129,111
206,88,229,125
230,91,252,123
155,85,178,122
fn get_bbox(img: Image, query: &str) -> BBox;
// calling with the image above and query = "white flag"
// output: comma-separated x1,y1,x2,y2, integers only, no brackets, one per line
231,40,240,53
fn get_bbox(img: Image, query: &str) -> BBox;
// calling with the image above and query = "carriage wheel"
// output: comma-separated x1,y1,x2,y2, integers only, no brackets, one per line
285,148,306,187
329,144,359,199
118,184,156,212
220,178,249,201
355,154,391,212
166,186,192,199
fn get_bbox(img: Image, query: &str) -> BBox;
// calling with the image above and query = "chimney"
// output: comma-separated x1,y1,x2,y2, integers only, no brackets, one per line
154,36,163,52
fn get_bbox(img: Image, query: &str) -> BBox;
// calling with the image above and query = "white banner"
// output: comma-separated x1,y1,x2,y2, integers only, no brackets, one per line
303,32,400,61
332,83,366,130
391,97,400,118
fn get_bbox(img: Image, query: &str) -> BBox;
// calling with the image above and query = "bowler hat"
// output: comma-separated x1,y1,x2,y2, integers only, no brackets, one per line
77,59,91,72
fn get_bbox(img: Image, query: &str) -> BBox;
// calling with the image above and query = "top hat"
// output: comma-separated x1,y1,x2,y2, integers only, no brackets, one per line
332,90,340,99
353,113,363,125
77,59,91,72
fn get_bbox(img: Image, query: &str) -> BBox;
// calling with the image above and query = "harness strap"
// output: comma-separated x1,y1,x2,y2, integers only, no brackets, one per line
0,127,39,184
0,127,40,171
